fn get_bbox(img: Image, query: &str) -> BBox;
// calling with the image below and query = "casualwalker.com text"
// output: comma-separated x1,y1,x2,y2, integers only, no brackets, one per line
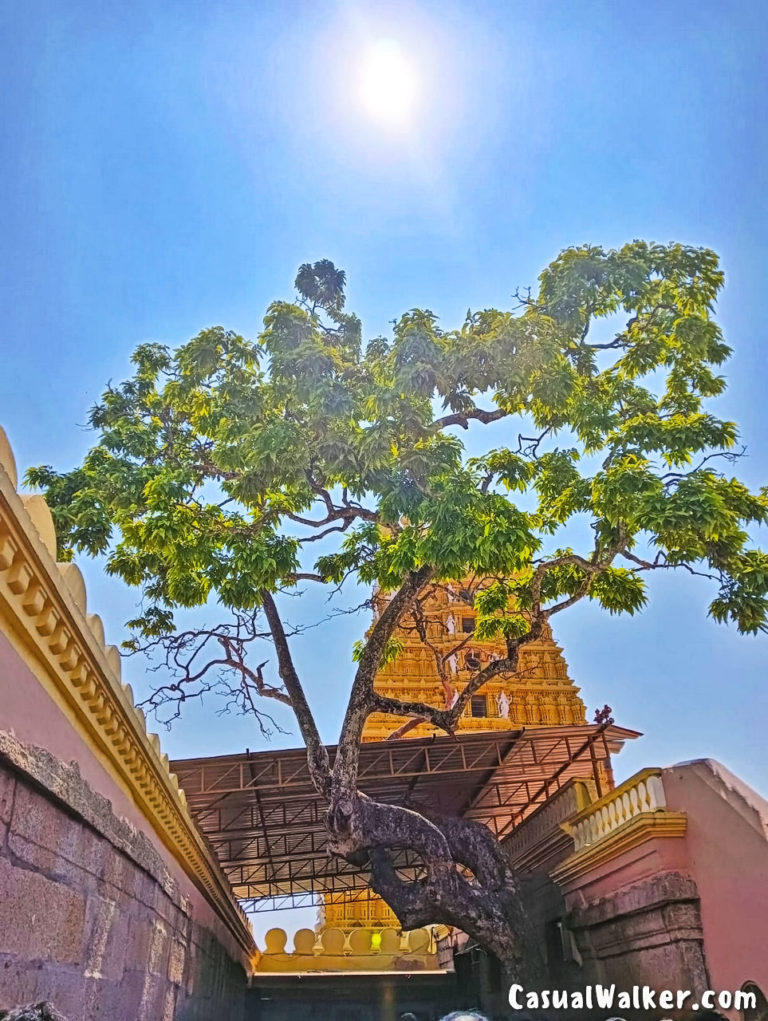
509,984,757,1013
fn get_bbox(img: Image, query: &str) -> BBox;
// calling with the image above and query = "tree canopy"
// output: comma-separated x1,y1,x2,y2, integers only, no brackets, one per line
28,242,768,971
31,244,768,640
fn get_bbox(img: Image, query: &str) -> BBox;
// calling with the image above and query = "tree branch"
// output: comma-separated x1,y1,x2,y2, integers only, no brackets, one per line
432,407,509,430
332,566,434,797
359,799,531,974
260,590,331,795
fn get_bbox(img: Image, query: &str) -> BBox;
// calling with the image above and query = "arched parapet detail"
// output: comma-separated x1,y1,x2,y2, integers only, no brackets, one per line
0,426,18,489
405,927,431,952
57,561,87,613
263,928,288,954
20,494,57,557
347,928,371,954
319,927,345,954
87,612,106,646
252,924,441,973
379,927,401,953
292,928,317,954
104,644,122,680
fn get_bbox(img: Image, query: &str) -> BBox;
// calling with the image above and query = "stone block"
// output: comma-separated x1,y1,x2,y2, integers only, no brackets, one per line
136,973,168,1021
146,919,170,977
82,894,129,982
33,965,89,1020
168,938,187,986
0,857,85,964
0,954,39,1012
567,870,709,994
124,914,155,973
8,784,106,885
152,887,185,931
162,985,177,1021
7,786,69,876
5,831,72,890
8,783,62,846
74,824,108,884
0,780,13,845
110,967,152,1019
127,868,159,913
76,974,141,1021
108,858,139,905
0,766,15,817
573,870,699,928
99,849,128,897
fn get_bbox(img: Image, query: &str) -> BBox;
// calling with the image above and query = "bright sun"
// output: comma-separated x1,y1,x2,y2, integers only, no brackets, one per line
358,40,418,125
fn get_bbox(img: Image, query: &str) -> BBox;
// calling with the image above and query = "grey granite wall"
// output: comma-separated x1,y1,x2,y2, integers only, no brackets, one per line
0,737,247,1020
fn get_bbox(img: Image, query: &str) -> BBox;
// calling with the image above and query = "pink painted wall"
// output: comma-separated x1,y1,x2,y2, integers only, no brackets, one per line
663,760,768,999
559,834,692,910
558,759,768,1005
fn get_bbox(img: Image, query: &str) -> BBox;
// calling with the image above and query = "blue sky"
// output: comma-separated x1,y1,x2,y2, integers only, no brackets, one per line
2,0,767,936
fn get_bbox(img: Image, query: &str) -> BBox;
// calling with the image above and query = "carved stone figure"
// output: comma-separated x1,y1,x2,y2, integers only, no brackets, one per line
497,691,510,719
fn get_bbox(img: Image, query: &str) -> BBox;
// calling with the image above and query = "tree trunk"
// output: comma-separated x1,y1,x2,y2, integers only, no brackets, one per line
326,790,545,981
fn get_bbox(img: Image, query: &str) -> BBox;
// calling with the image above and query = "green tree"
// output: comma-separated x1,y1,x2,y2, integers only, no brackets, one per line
29,246,768,975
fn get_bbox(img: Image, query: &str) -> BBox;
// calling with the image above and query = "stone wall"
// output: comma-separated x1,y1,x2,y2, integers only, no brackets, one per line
0,426,254,1018
249,972,456,1021
565,871,709,994
0,735,247,1020
491,760,768,1017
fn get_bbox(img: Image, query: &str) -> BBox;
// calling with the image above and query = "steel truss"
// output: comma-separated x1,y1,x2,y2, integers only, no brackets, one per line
171,724,638,903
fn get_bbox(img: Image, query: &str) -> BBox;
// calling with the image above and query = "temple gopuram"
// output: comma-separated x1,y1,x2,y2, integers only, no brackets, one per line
321,578,590,931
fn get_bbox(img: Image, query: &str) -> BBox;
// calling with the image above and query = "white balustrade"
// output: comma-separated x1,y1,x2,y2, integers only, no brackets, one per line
570,769,666,852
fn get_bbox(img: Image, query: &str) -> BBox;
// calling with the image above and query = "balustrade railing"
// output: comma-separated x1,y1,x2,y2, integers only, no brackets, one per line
504,778,594,863
568,768,667,852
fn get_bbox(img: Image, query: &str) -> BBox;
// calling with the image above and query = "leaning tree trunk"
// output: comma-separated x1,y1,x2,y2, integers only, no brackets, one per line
326,791,545,982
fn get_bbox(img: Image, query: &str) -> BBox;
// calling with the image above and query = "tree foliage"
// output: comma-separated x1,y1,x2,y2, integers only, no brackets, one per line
28,244,768,972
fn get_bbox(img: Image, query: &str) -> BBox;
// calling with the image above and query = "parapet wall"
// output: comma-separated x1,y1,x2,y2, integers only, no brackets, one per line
253,925,440,974
0,428,255,1018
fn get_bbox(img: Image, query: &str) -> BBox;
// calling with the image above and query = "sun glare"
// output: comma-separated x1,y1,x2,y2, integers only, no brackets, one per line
358,39,418,126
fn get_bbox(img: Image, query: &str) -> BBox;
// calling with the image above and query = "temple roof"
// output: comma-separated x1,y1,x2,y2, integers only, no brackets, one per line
171,723,639,912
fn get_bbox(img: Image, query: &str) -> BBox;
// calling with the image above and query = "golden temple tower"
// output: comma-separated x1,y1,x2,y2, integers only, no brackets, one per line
319,579,589,930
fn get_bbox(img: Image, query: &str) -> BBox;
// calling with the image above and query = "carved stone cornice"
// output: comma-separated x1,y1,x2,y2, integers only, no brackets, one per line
0,428,255,960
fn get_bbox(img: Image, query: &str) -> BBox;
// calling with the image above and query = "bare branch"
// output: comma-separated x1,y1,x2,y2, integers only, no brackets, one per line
513,427,551,458
260,590,331,795
372,693,453,734
661,446,746,484
294,521,353,543
620,549,719,582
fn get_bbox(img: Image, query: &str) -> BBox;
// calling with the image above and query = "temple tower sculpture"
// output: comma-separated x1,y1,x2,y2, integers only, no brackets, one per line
319,578,590,930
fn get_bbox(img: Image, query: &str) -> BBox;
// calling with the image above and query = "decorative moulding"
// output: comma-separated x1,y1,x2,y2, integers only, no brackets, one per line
552,813,687,885
0,426,254,958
